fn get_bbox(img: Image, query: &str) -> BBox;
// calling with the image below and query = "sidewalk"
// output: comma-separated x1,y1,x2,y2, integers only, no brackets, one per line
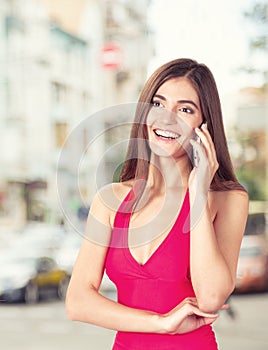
214,293,268,350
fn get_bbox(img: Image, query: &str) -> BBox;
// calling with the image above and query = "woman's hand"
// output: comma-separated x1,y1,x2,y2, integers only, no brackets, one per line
161,297,226,335
188,123,219,195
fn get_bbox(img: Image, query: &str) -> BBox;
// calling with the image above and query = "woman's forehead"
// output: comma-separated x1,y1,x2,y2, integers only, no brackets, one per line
154,77,200,104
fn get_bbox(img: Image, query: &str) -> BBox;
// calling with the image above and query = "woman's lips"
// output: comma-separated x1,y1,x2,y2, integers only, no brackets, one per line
153,128,180,141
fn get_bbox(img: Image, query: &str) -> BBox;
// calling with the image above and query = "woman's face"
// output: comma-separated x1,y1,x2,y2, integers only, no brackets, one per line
146,77,203,158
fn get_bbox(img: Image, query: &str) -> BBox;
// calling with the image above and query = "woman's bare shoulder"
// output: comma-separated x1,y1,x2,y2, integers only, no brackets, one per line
98,180,134,198
211,188,248,200
92,180,134,213
209,189,248,214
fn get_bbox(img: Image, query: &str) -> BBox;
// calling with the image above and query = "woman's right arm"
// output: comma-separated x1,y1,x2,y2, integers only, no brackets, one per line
66,187,164,333
66,187,219,334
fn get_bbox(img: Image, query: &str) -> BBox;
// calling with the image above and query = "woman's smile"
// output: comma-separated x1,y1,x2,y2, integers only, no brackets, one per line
153,128,181,141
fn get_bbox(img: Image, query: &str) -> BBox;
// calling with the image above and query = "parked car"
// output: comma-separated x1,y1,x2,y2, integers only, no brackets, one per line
0,255,70,303
55,232,116,292
11,223,66,256
234,235,268,293
55,233,82,275
244,213,266,236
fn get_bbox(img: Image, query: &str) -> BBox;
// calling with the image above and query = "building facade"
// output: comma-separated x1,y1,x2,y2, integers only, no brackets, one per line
0,0,154,228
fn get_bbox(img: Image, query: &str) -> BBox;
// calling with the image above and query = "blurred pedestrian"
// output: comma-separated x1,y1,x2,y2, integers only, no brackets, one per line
225,296,237,320
66,58,248,349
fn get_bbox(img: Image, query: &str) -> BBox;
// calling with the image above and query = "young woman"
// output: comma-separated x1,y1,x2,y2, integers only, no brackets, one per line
66,58,248,349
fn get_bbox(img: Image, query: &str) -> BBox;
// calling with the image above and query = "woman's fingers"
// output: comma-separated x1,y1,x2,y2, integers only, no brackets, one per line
196,314,218,327
195,127,216,160
201,125,218,164
184,297,198,303
218,303,230,310
185,299,229,315
186,304,218,319
165,298,220,334
188,306,219,328
192,126,219,182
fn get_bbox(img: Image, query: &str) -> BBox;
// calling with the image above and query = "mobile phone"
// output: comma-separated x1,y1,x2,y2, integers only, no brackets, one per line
192,135,201,167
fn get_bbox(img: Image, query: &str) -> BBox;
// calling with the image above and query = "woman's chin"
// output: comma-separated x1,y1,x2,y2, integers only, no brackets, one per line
149,143,183,159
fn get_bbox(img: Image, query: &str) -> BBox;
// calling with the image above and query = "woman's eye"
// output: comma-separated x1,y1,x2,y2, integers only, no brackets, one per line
178,107,193,114
152,101,164,108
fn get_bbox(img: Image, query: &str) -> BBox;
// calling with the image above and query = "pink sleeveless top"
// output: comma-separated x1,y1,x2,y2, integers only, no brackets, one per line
105,187,218,350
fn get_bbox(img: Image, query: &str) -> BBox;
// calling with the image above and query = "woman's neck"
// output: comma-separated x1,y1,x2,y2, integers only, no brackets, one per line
147,153,192,191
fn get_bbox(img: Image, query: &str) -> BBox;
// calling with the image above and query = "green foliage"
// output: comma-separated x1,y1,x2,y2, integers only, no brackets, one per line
112,162,124,182
236,166,266,200
250,35,267,50
236,2,268,80
244,1,268,51
232,128,266,201
244,2,268,24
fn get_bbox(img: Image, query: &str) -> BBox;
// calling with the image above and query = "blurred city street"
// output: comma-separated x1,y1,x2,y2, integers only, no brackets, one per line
0,1,268,350
214,292,268,349
0,291,268,350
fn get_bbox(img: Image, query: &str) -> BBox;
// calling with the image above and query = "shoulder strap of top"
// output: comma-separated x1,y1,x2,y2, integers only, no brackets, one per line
113,188,133,228
181,189,190,234
111,180,146,248
110,188,133,249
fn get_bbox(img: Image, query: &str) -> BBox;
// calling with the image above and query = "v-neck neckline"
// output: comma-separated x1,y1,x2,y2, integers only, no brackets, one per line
125,188,189,268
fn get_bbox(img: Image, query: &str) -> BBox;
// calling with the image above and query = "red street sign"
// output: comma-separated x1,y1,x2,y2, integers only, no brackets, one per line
100,44,123,70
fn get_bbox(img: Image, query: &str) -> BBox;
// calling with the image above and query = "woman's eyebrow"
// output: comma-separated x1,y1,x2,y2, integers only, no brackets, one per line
177,99,199,110
153,94,166,101
153,94,199,110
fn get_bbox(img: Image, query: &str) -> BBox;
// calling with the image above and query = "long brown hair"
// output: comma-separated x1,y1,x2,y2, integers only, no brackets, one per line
120,58,246,192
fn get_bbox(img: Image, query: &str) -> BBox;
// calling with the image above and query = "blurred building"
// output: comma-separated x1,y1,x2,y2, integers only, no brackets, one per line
0,0,154,228
45,0,154,186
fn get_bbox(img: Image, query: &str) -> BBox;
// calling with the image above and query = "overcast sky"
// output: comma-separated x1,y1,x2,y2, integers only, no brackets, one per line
148,0,264,94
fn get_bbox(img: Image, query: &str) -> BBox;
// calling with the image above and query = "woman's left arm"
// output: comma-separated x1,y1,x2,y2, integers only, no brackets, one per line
189,190,248,313
189,124,249,313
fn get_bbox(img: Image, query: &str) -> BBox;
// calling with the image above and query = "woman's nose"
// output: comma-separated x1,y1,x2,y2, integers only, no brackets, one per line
161,107,177,124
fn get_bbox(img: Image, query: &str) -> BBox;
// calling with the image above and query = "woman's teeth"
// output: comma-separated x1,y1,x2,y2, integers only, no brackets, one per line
154,129,179,139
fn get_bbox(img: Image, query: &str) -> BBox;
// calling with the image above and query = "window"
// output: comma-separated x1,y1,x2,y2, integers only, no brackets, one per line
54,122,68,148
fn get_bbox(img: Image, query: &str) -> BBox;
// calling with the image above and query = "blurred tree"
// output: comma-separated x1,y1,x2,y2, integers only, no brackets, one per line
113,162,124,183
234,130,266,200
234,2,268,201
239,1,268,77
244,2,268,50
236,166,266,200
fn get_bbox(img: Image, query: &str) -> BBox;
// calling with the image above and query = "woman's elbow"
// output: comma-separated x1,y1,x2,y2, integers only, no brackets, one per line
65,291,79,321
65,283,87,321
198,296,223,313
197,290,233,313
196,279,235,313
65,283,98,322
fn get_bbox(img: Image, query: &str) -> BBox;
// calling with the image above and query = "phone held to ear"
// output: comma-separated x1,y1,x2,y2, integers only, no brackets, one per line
192,135,201,167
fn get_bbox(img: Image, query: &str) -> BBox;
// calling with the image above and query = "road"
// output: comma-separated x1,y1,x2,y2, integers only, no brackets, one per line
214,292,268,349
0,291,268,350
